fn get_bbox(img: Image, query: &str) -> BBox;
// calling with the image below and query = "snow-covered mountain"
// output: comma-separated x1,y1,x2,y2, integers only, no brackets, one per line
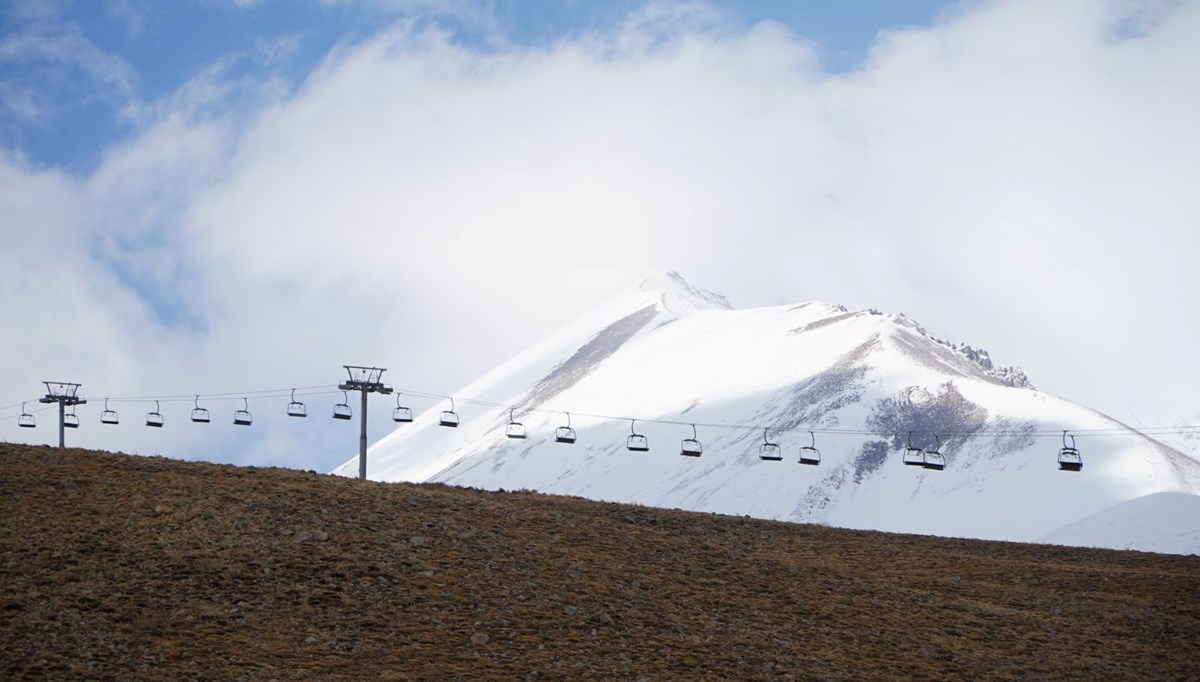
336,273,1200,552
1038,492,1200,555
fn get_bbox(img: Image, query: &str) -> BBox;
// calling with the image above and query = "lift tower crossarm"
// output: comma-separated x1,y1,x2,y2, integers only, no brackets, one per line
338,366,392,479
39,381,86,448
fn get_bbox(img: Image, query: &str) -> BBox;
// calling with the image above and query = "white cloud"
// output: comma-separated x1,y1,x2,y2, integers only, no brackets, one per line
0,24,140,124
3,0,1199,468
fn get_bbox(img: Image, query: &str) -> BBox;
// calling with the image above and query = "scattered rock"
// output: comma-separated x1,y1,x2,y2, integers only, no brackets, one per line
469,633,490,646
293,530,329,543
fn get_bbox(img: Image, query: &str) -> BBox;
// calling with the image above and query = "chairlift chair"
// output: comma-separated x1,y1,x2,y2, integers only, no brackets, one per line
392,393,412,423
100,398,119,425
903,431,925,466
759,427,782,461
439,398,459,428
333,392,353,420
505,407,526,439
146,401,164,428
680,424,702,457
555,412,577,444
626,419,649,452
1058,431,1083,472
18,403,35,428
64,405,79,429
798,431,820,466
287,389,307,418
922,434,946,471
191,395,211,423
234,398,253,426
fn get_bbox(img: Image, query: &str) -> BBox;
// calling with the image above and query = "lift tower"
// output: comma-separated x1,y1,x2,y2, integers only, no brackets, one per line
338,366,392,479
39,382,86,448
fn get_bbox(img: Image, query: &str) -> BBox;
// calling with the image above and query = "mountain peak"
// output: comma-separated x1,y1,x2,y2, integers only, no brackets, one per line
638,271,732,315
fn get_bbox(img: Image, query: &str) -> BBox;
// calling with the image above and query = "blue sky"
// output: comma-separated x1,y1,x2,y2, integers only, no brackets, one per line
2,0,958,172
2,0,1198,470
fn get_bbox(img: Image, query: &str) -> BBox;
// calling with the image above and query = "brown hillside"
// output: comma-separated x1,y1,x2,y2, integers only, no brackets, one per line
1,443,1197,681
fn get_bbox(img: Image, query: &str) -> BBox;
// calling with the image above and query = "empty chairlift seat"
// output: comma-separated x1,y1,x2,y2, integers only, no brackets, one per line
505,408,526,439
1058,431,1083,472
18,403,35,428
333,392,353,420
759,427,782,461
626,419,649,452
64,406,79,429
191,396,211,423
555,412,577,444
798,431,820,466
146,401,164,428
680,424,702,457
903,431,925,466
287,389,307,418
392,393,412,423
922,434,946,471
100,399,119,425
439,398,459,428
234,398,253,426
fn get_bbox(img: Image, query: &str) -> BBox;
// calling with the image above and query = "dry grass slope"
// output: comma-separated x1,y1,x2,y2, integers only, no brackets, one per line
1,443,1197,681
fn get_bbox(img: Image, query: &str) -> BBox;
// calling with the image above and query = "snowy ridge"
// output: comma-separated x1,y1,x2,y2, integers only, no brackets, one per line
338,274,1200,553
890,313,1033,388
1137,412,1200,459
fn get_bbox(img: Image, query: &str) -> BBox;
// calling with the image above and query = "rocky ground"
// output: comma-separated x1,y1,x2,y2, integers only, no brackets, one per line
1,443,1197,680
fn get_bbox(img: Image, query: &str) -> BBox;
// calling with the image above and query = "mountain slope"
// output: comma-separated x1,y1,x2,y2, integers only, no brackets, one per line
338,274,1200,549
6,444,1200,680
1038,492,1200,555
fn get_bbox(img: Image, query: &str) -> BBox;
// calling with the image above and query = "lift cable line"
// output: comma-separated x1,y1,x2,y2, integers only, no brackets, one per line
95,384,338,404
4,380,1200,441
6,376,1200,478
38,381,86,448
4,375,1199,474
338,365,392,480
380,387,1200,439
4,377,1200,441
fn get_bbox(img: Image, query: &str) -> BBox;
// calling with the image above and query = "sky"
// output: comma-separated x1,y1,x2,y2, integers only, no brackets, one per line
2,0,1198,472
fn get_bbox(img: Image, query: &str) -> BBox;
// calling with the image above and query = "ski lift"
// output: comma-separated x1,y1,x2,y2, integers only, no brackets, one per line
1058,430,1082,472
234,398,253,426
191,395,211,424
287,389,307,418
923,434,946,471
759,427,782,461
18,403,35,428
680,424,702,457
333,391,353,420
64,405,79,429
555,412,576,444
903,431,925,466
799,431,820,466
100,398,119,425
392,393,412,423
626,419,649,452
505,408,526,439
439,398,459,428
146,401,164,428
